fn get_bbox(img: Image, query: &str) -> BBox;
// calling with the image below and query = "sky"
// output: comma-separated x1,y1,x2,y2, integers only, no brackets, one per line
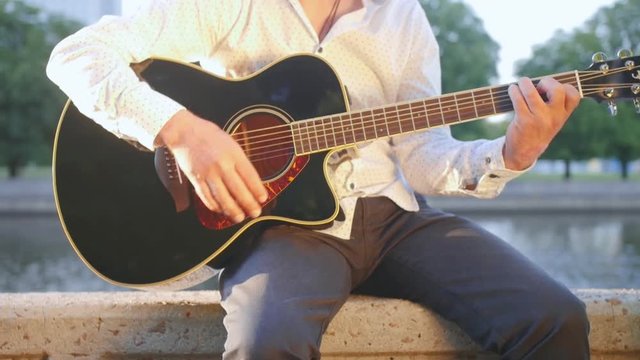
460,0,611,83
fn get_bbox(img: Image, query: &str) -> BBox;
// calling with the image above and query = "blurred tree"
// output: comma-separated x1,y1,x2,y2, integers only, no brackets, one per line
0,0,80,177
586,0,640,179
418,0,501,140
516,0,640,179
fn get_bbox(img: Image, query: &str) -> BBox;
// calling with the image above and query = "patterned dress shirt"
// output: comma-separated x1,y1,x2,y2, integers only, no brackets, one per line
47,0,527,241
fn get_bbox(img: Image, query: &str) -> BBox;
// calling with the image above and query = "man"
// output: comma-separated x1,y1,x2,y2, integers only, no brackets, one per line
47,0,590,358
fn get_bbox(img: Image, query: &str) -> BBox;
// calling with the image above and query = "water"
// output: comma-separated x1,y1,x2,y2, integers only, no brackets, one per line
0,212,639,292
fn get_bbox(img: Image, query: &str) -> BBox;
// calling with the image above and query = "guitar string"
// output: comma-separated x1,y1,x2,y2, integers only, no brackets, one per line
239,82,637,163
168,66,636,164
234,74,633,161
237,83,637,163
228,68,628,148
233,73,580,150
226,66,636,142
234,68,632,150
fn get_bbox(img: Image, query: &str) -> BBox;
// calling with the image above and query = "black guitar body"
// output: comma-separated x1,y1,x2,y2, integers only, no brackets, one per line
53,55,347,288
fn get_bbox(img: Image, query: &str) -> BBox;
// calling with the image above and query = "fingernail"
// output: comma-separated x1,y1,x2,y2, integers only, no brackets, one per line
233,215,245,223
250,209,261,218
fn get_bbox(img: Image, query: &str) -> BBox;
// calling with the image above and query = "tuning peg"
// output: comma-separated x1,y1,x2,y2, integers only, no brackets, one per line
617,49,634,59
608,100,618,116
592,52,608,63
633,98,640,114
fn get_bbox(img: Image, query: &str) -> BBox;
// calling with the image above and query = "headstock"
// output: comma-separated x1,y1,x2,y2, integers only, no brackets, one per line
581,49,640,116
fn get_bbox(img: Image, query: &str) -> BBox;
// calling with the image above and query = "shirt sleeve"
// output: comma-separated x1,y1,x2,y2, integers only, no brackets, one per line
46,0,230,150
391,4,529,199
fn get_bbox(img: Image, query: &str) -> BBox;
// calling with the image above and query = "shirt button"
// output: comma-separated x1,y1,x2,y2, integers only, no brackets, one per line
348,182,356,190
317,46,323,53
488,174,500,179
485,157,492,164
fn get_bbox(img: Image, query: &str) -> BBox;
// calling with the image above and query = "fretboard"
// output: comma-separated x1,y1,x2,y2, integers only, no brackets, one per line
290,70,580,155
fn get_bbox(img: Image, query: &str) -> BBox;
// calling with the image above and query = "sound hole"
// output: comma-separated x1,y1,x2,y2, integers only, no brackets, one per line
230,110,294,181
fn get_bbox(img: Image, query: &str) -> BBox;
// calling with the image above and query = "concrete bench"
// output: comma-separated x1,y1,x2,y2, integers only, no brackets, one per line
1,289,638,359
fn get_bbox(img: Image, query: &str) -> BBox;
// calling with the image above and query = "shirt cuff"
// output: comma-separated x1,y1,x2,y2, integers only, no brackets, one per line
469,136,534,197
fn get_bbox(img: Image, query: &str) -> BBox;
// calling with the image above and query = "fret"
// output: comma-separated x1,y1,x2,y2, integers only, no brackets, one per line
360,111,376,140
303,121,314,153
474,89,497,118
372,110,381,139
453,92,476,122
470,91,479,118
396,104,412,134
313,119,324,151
312,118,322,150
308,119,318,151
422,100,432,129
493,85,513,114
327,115,338,148
364,110,378,140
424,98,442,127
297,121,309,154
452,93,462,123
440,95,459,125
359,110,370,141
372,108,388,139
342,113,356,145
489,87,497,114
436,96,446,125
408,104,418,131
316,118,329,150
318,117,332,150
393,105,402,134
410,101,429,130
353,112,366,143
384,106,401,136
291,122,304,155
332,114,347,147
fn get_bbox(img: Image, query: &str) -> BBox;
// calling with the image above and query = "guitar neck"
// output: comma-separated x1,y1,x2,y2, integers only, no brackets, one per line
291,70,580,154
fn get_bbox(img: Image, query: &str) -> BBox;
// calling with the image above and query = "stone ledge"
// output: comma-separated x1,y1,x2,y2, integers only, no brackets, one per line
0,289,638,359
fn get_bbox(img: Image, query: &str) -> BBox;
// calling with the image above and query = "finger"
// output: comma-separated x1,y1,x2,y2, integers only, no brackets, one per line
536,77,565,110
221,167,263,219
563,83,581,111
207,176,246,224
235,156,268,204
508,83,531,117
189,173,221,212
517,77,546,112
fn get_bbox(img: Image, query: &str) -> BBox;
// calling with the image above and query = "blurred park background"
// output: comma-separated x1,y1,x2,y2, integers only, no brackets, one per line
0,0,639,293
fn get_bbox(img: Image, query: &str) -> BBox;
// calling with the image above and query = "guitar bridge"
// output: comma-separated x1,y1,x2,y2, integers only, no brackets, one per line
154,147,191,212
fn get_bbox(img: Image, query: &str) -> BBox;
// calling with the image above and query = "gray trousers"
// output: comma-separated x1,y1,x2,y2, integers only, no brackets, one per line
219,197,590,359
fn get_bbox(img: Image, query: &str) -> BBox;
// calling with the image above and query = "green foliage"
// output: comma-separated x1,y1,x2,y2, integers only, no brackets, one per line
418,0,501,140
515,0,640,178
0,0,80,177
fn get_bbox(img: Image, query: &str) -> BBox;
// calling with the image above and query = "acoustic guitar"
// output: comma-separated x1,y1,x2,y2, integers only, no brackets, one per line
53,52,640,289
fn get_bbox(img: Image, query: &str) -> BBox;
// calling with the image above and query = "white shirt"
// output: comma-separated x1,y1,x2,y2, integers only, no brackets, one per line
47,0,526,240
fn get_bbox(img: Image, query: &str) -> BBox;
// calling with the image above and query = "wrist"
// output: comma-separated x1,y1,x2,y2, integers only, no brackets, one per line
502,142,543,171
155,110,199,148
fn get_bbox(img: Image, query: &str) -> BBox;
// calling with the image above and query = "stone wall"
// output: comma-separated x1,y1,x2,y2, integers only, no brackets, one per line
1,289,638,359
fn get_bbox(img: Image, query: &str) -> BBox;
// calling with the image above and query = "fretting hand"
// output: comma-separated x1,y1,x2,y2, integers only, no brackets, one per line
503,77,581,170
